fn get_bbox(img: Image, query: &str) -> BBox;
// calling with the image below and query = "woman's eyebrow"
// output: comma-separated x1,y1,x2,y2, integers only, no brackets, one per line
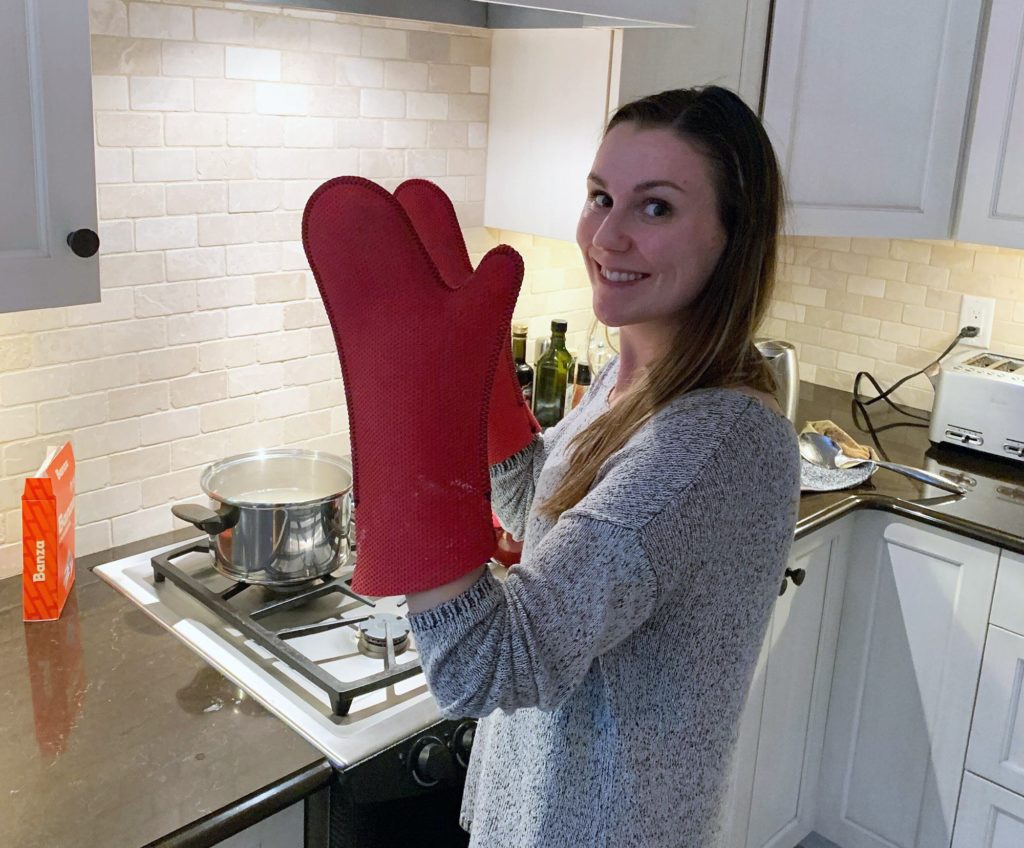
585,174,687,194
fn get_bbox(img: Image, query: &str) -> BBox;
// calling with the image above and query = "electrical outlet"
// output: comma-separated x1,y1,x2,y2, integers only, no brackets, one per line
958,294,995,348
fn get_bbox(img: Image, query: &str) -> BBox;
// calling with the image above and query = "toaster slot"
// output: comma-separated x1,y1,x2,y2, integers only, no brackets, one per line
944,426,983,447
1004,440,1024,458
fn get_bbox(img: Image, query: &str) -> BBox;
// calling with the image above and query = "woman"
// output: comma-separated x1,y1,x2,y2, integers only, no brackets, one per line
405,86,801,847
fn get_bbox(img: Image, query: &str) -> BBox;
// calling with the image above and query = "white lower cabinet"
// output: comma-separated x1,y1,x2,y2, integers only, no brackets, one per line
951,772,1024,848
213,802,303,848
964,625,1024,796
814,513,999,848
725,517,852,848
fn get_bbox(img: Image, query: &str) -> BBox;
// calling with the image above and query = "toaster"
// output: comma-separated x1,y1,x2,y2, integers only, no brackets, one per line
928,349,1024,462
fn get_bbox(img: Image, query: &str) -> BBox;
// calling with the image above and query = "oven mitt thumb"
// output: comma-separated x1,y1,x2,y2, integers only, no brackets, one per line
393,179,541,466
302,176,523,596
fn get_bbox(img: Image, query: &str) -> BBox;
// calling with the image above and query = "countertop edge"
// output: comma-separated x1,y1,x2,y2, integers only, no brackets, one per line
796,492,1024,555
146,758,334,848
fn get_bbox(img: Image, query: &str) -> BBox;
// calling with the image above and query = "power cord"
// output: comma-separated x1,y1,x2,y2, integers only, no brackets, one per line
851,326,980,422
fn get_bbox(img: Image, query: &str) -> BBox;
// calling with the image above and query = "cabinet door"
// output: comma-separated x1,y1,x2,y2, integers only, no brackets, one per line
762,0,984,238
816,513,999,848
1,0,99,313
744,522,850,848
957,0,1024,248
951,772,1024,848
483,29,611,243
723,614,771,847
964,624,1024,796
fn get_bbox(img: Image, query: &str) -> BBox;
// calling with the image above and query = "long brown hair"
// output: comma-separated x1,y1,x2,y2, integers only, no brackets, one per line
540,85,785,520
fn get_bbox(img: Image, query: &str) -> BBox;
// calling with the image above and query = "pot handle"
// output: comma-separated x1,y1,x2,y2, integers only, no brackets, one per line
172,503,239,535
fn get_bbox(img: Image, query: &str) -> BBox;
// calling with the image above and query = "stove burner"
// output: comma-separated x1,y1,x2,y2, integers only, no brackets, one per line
357,613,411,658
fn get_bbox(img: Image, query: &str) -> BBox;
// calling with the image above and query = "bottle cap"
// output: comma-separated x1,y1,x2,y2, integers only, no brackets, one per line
575,363,592,385
512,322,528,335
551,319,568,332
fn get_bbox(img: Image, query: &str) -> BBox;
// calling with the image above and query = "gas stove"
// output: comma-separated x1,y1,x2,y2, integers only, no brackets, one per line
94,538,443,769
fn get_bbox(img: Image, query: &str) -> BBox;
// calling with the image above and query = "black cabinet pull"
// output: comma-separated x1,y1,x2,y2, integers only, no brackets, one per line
779,567,807,596
66,228,100,258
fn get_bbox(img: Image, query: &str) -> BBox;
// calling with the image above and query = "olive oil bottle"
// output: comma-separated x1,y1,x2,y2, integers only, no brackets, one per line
532,319,573,427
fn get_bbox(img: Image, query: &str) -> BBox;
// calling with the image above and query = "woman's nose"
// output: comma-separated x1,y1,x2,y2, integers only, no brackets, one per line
590,210,631,252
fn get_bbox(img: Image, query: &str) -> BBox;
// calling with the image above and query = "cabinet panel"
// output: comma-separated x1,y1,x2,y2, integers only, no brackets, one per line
990,549,1024,637
951,771,1024,848
957,0,1024,248
965,625,1024,796
816,513,998,848
0,0,99,312
483,28,611,243
744,530,837,848
763,0,984,237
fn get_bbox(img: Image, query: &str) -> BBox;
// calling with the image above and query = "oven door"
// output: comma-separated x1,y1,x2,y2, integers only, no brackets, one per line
324,718,474,848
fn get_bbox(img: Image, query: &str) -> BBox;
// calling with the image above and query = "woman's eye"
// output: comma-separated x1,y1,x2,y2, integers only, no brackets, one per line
642,199,671,218
588,190,612,209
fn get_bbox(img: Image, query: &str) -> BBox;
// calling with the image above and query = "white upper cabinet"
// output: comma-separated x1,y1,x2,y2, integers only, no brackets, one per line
473,0,700,26
483,0,770,242
1,0,100,314
956,0,1024,249
763,0,985,239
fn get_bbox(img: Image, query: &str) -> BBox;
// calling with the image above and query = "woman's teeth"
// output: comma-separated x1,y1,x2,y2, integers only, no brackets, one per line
599,267,646,282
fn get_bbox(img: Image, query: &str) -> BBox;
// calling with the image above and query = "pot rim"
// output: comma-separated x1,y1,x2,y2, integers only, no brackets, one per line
199,448,352,508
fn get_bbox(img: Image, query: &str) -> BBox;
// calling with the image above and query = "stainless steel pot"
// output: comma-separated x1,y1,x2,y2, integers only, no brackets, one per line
171,449,353,585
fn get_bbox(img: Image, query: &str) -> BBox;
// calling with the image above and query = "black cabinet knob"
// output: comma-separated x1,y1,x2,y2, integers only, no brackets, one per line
779,567,807,596
409,736,454,787
67,228,100,258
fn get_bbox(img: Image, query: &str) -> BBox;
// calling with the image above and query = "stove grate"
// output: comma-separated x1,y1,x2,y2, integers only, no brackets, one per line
151,540,422,716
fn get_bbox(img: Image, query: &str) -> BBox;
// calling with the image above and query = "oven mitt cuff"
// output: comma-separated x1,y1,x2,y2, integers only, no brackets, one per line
303,176,524,597
393,180,540,467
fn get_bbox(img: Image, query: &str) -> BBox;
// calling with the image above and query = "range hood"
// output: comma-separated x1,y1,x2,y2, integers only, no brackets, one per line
240,0,695,28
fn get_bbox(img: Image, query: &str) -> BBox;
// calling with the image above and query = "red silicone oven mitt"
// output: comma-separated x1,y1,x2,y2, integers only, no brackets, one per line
302,177,525,596
393,180,541,466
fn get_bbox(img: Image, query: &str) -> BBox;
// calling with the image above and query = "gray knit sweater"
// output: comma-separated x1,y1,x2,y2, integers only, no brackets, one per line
408,356,801,847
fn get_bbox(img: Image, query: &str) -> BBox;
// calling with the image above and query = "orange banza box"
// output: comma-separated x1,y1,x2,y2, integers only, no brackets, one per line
22,442,76,621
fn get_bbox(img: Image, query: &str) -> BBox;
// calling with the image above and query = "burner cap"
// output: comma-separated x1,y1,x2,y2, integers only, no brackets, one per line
356,613,411,657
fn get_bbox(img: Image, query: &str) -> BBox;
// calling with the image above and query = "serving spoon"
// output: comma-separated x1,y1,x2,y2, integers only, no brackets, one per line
799,432,966,496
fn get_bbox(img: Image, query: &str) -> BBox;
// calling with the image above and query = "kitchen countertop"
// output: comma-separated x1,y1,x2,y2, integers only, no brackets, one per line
793,382,1024,553
0,380,1021,848
0,527,332,848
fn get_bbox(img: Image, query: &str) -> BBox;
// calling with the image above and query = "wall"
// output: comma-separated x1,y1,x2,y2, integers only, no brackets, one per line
2,0,1023,579
762,237,1024,411
0,0,503,578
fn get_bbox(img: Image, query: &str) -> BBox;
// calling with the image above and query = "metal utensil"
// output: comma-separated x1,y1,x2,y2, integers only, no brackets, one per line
799,432,966,495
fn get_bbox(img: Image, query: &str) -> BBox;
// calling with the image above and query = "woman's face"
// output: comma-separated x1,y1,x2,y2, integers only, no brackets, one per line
576,123,728,345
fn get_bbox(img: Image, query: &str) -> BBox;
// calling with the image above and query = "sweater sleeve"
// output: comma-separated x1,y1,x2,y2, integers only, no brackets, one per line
407,513,658,718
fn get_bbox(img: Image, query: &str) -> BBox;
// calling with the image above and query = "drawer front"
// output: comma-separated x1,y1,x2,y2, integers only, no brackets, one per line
952,771,1024,848
965,625,1024,795
991,549,1024,636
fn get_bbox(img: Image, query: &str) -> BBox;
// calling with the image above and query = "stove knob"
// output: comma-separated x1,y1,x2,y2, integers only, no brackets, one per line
409,736,454,787
451,721,476,768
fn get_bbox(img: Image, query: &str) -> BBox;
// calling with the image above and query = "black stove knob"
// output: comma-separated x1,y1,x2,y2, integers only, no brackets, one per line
409,736,454,787
451,721,476,768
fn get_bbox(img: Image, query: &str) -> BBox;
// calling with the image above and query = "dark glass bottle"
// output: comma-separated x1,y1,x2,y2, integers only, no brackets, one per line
511,323,533,409
532,319,573,427
571,363,592,408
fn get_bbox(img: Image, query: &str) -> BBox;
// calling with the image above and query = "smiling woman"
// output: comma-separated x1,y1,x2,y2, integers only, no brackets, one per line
403,85,800,848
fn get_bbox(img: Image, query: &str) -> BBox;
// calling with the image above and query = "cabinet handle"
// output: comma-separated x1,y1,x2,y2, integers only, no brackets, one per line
66,228,100,258
779,567,807,596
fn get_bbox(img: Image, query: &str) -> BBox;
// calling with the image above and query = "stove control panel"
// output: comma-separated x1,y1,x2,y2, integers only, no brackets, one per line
344,718,478,804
